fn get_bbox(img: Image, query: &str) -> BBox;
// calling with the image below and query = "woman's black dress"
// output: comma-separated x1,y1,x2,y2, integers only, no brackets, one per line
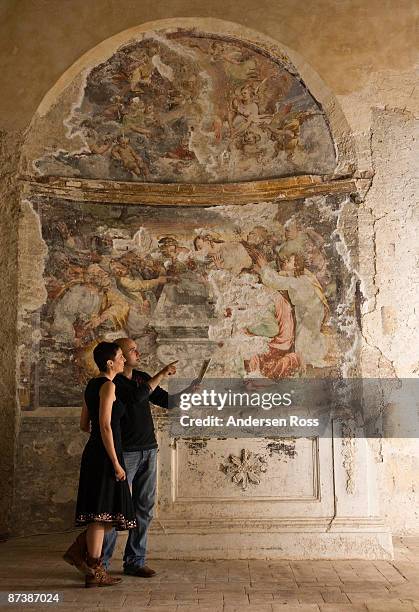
75,377,136,530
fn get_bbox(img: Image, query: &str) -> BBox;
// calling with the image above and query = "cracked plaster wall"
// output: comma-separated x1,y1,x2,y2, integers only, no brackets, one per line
358,107,418,534
0,1,418,536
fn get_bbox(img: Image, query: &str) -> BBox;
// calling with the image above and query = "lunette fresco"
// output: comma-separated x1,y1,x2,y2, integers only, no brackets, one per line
33,31,336,183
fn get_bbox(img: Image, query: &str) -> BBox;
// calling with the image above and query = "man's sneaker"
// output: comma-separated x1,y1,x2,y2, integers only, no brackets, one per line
123,564,156,577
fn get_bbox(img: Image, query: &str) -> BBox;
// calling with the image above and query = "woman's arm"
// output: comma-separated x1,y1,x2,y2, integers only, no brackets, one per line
80,399,90,432
99,381,126,481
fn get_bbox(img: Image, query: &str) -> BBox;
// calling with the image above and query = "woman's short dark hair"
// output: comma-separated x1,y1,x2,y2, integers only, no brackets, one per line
93,341,119,372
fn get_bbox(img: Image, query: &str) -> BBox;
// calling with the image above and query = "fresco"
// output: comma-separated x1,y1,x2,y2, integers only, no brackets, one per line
34,32,336,183
19,195,353,407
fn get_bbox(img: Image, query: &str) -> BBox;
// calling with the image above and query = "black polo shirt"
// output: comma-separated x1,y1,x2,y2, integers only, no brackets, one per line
115,370,169,452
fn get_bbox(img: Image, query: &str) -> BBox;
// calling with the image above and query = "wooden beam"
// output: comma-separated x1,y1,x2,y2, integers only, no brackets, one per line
21,174,356,206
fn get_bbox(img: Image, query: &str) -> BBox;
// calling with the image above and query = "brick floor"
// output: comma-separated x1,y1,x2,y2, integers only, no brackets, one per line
0,535,418,611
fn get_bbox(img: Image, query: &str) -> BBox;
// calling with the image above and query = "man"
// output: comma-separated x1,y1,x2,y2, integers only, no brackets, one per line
102,337,193,577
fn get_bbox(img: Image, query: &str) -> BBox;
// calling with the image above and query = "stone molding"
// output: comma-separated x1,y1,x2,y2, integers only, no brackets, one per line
21,174,356,206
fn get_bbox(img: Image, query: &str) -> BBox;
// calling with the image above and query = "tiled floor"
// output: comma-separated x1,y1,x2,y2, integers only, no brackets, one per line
0,534,418,611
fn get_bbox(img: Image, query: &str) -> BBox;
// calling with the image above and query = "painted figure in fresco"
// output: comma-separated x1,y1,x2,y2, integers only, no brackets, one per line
45,252,85,302
52,264,130,381
103,95,126,123
111,135,149,178
255,252,329,370
241,225,278,263
229,83,264,136
129,51,155,91
244,291,300,379
276,219,329,287
158,236,195,273
227,83,270,161
228,77,312,162
122,97,153,137
193,232,252,276
109,256,167,320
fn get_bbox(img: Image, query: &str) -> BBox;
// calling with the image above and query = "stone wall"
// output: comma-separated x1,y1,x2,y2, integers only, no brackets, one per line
12,410,83,537
0,130,22,538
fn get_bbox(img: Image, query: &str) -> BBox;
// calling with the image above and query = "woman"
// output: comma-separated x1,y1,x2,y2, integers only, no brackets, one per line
63,341,137,587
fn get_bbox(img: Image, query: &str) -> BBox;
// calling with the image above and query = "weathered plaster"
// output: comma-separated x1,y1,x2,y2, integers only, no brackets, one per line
359,108,418,378
18,200,48,313
0,130,23,537
354,101,419,533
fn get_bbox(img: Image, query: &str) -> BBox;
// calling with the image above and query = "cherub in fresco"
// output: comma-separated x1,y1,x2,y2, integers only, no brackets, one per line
193,233,252,276
276,219,329,287
255,251,329,370
78,123,114,157
263,108,318,160
111,135,149,178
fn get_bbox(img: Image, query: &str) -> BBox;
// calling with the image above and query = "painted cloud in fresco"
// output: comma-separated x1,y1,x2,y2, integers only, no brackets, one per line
34,32,336,183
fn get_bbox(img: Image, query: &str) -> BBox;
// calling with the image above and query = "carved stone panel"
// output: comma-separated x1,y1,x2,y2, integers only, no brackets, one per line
155,426,335,521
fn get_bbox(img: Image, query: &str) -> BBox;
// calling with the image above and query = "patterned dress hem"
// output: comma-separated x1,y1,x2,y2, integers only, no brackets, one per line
76,513,136,530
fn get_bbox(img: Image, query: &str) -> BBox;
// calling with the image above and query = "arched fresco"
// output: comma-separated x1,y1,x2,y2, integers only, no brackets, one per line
18,24,357,408
32,31,336,183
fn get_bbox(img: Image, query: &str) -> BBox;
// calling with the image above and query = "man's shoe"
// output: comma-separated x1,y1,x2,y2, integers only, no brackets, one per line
63,530,94,576
123,564,156,577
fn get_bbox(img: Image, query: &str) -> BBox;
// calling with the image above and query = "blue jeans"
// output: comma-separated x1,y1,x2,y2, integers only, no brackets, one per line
102,448,157,568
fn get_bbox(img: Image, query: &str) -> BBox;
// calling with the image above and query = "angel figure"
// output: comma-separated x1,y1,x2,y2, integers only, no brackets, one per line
111,135,149,178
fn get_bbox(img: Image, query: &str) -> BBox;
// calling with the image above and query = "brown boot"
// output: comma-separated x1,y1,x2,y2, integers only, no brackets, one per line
63,530,94,576
85,556,122,588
